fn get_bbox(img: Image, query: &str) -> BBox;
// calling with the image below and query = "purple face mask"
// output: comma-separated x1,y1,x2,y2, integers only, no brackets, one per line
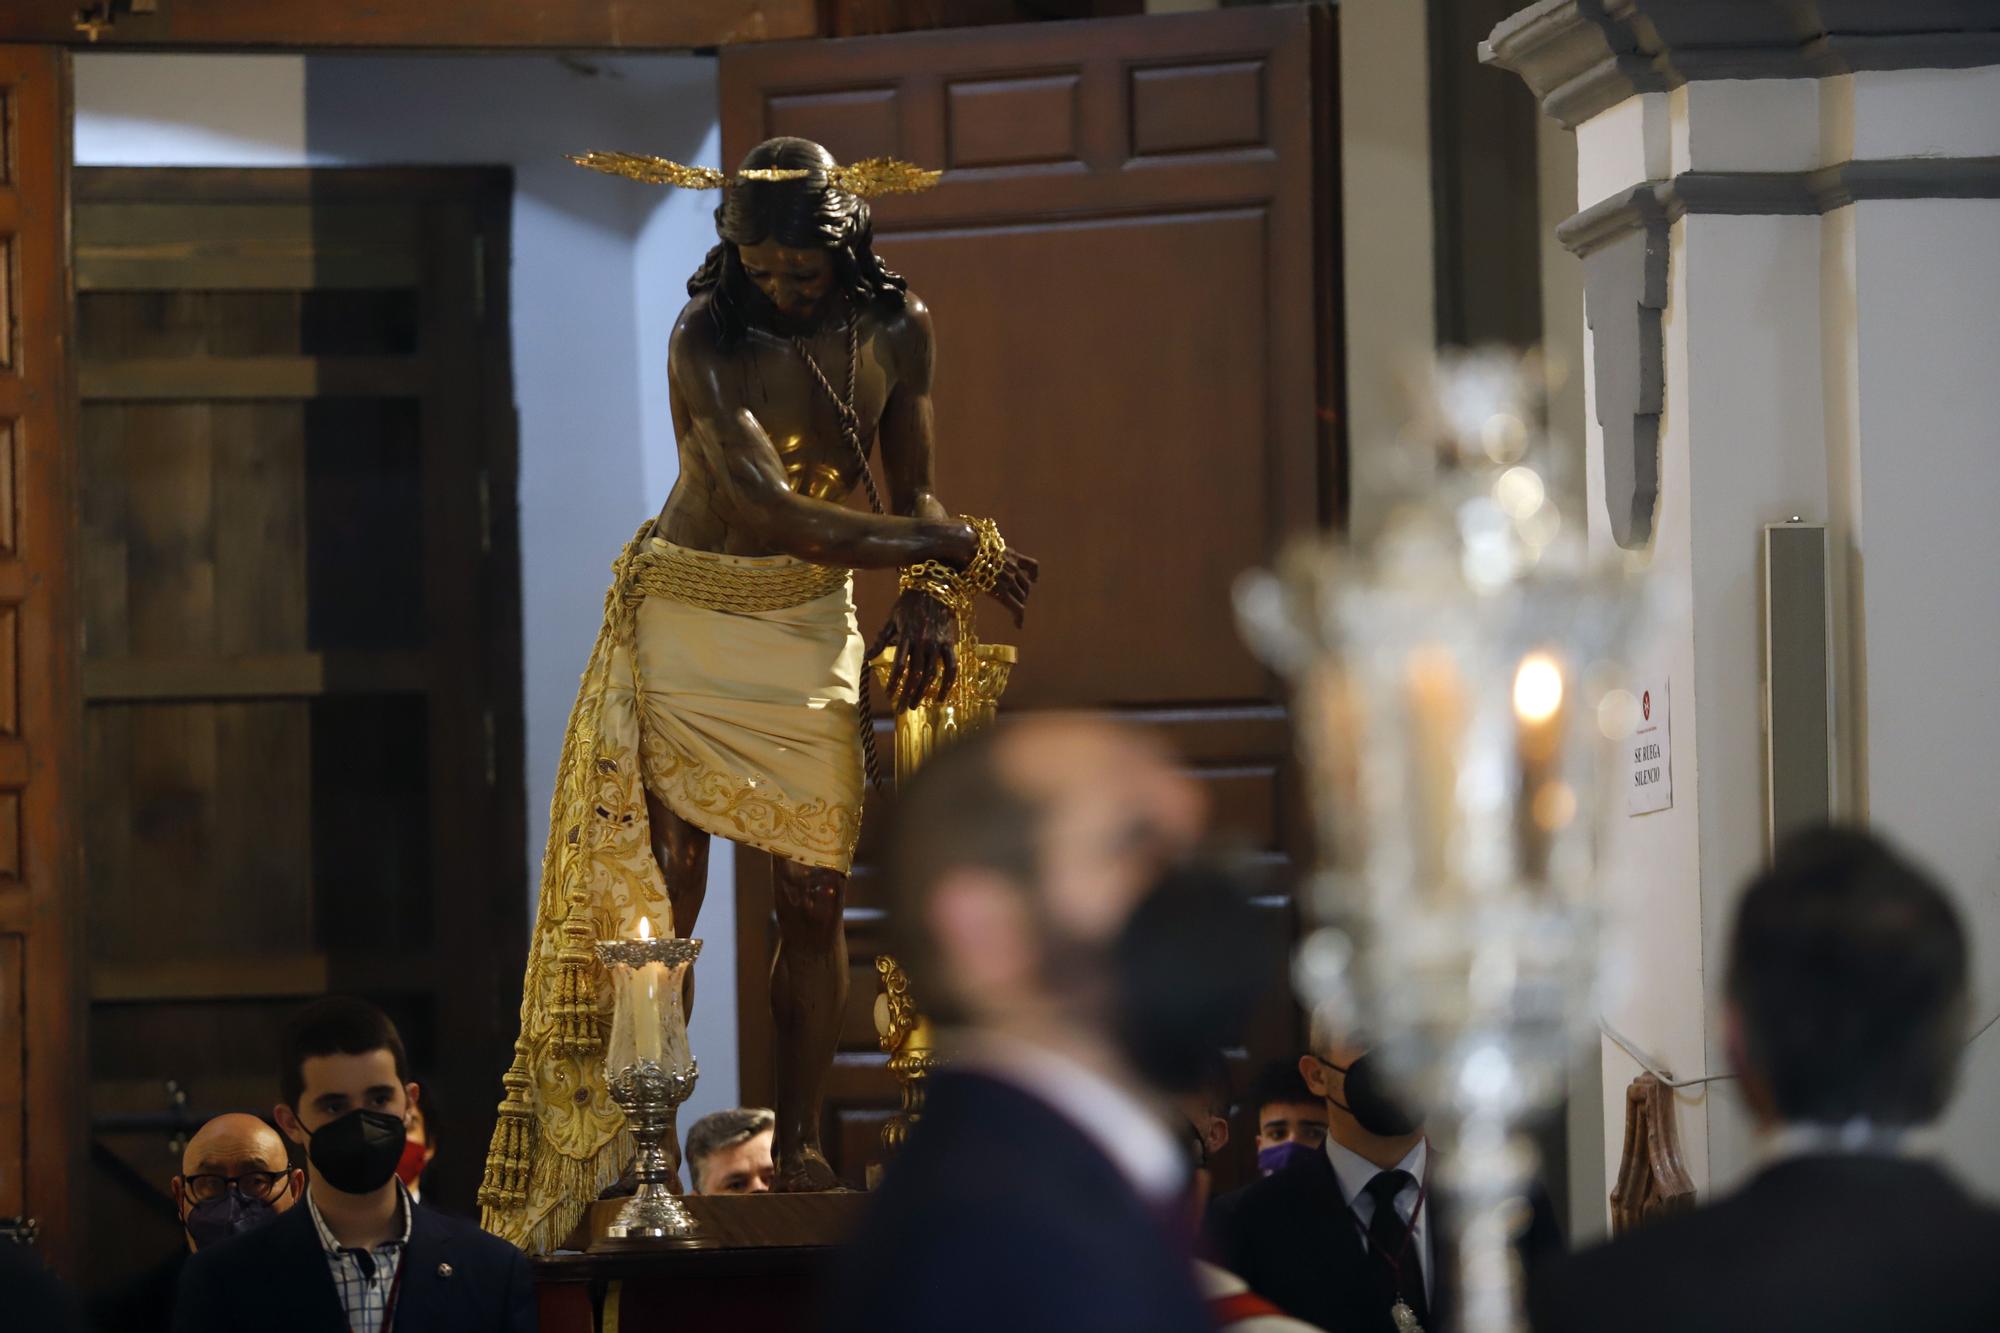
1257,1140,1320,1176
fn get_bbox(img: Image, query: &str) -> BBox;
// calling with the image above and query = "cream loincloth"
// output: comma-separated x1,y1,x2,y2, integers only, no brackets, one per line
607,538,864,873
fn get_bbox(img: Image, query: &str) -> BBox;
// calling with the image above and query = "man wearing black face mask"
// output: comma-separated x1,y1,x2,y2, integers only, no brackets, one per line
97,1113,304,1333
1209,1006,1563,1333
172,996,535,1333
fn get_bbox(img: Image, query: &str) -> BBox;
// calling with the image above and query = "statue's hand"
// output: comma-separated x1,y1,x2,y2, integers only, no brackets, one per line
985,547,1040,628
883,587,959,711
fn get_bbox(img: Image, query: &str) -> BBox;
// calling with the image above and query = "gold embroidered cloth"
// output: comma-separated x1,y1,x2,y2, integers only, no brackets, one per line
617,538,865,872
479,528,861,1252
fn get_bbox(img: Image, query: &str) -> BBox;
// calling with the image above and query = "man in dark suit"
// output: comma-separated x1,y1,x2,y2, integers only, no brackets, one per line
1534,826,2000,1333
830,717,1221,1333
173,996,535,1333
1209,1008,1564,1333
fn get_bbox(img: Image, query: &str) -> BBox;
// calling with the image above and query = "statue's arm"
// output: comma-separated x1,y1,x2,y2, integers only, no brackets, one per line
878,298,1039,626
877,298,949,524
670,310,973,570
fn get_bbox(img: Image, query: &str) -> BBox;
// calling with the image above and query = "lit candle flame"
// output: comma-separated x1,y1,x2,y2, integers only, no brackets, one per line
637,916,652,941
1513,652,1564,724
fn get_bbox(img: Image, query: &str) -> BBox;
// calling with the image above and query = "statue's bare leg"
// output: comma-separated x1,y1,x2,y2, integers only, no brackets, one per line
770,854,848,1191
642,791,710,1194
646,791,709,1013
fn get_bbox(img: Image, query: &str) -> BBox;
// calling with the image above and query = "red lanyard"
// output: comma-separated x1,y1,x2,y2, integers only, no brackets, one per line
377,1257,405,1333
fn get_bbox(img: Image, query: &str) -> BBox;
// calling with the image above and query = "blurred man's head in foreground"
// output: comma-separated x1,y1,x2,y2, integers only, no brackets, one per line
885,715,1207,1041
1725,824,1968,1131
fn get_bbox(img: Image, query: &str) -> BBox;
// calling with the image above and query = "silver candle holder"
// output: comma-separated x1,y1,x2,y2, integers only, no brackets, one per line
595,932,703,1246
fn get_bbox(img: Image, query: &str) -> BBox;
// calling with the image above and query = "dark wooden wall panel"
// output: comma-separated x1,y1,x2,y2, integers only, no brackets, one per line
722,6,1338,1187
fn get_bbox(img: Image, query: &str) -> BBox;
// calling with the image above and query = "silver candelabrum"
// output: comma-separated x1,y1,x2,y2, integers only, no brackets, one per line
1239,347,1651,1333
595,933,703,1246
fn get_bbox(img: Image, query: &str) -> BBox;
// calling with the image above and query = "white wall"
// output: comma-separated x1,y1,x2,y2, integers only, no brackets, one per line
75,52,747,1133
1571,67,2000,1211
1845,195,2000,1183
1338,0,1438,540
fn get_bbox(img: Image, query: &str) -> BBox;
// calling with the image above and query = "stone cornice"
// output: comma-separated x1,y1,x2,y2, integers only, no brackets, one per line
1483,1,2000,128
1555,156,2000,255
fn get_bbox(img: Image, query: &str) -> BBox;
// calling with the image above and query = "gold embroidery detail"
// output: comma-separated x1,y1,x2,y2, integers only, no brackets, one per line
637,720,860,872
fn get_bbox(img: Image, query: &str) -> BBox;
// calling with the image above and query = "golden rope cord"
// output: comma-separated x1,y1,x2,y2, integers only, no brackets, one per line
626,545,851,614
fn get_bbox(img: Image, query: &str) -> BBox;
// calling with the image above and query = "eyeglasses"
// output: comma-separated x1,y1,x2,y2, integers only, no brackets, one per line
183,1170,293,1204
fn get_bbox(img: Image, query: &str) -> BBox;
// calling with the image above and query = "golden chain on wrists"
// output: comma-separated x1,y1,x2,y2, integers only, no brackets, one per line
893,515,1006,710
960,516,1007,596
898,559,973,615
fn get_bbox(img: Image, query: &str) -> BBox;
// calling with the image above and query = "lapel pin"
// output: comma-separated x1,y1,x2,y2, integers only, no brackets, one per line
438,1262,454,1279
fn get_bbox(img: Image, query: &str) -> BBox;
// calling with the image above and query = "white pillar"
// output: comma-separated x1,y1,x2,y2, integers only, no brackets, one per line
1488,4,2000,1220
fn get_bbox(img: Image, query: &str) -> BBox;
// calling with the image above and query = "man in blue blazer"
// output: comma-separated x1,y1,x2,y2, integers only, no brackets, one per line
173,997,535,1333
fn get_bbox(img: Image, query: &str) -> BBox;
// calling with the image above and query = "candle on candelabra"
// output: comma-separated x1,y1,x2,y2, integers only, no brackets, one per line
1405,645,1466,897
632,917,666,1066
1512,650,1566,881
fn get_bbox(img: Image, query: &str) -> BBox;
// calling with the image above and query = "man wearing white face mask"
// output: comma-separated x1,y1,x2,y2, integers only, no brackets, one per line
173,997,535,1333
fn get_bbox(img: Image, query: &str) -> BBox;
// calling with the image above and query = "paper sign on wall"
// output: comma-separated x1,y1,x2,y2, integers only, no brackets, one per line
1627,679,1674,815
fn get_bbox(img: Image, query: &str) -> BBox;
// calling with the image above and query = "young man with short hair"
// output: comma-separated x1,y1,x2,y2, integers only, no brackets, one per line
1245,1060,1327,1176
173,996,535,1333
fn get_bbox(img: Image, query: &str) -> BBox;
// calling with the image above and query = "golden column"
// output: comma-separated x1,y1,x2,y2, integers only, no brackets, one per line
867,641,1015,1152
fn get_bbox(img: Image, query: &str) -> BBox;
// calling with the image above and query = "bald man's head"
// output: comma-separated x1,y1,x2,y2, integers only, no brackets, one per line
885,714,1204,1031
181,1113,289,1177
172,1112,303,1251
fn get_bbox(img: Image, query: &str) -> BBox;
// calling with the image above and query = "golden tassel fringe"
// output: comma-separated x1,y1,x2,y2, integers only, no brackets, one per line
481,1127,631,1254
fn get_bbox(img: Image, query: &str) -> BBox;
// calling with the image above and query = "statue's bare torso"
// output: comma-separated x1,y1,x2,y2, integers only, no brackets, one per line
657,298,911,558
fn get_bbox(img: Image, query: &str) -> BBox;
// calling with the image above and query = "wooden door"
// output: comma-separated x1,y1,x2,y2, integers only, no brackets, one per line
72,169,525,1290
722,6,1340,1189
0,44,83,1275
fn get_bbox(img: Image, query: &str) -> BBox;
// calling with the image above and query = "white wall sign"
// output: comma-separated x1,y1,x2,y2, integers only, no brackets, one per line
1627,679,1674,815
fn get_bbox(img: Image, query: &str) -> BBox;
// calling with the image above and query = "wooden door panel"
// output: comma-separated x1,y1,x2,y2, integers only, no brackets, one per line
880,209,1275,706
724,7,1336,1187
73,169,524,1289
0,43,80,1271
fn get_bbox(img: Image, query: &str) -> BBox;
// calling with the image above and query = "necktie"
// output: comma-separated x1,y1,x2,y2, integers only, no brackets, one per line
1363,1168,1429,1329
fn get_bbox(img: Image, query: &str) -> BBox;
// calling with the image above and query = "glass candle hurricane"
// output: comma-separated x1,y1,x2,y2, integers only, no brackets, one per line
594,930,703,1246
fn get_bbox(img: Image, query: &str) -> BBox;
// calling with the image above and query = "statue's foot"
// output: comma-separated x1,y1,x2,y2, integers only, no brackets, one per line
772,1145,841,1192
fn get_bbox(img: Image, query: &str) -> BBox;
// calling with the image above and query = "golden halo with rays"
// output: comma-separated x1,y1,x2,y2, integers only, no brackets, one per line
568,151,941,198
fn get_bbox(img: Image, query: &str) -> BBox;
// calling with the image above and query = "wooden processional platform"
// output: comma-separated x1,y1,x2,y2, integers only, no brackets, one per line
535,1192,873,1333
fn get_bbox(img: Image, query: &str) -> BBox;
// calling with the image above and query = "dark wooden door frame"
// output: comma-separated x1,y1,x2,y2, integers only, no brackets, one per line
0,42,86,1275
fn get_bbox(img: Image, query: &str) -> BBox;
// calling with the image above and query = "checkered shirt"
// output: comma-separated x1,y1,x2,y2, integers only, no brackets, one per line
305,1180,413,1333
